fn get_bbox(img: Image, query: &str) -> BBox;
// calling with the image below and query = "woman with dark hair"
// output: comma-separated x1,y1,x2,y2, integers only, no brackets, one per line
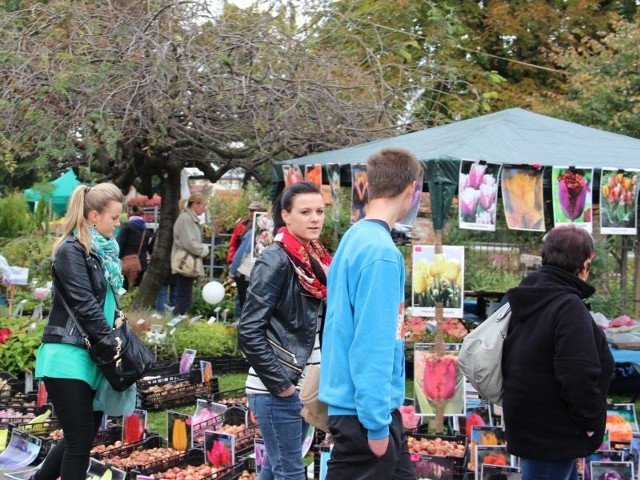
238,181,331,480
117,204,150,288
502,224,614,480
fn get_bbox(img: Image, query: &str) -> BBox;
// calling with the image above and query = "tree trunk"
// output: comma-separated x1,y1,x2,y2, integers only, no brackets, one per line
131,164,182,310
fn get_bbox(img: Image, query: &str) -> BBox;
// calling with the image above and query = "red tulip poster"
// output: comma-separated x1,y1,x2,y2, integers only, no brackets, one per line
474,445,512,479
551,166,593,232
501,167,545,231
458,160,502,231
282,164,304,187
351,164,368,223
204,430,235,469
599,168,639,235
413,343,465,417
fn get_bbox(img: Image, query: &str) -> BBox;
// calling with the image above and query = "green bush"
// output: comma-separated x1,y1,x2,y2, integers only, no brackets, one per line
0,192,34,238
0,234,55,284
0,317,44,375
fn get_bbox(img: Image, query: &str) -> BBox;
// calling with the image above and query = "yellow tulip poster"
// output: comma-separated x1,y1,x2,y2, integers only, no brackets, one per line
412,245,464,318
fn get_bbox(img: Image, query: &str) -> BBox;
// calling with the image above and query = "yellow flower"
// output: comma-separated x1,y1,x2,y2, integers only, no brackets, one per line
430,254,447,277
413,259,429,293
443,258,461,282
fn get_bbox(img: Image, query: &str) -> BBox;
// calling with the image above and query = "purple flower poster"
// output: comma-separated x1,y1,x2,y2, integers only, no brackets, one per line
458,160,501,231
551,166,593,233
501,167,545,232
600,168,639,235
326,163,341,221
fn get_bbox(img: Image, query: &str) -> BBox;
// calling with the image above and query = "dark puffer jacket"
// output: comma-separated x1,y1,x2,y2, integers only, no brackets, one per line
42,236,112,348
237,243,323,395
503,265,614,460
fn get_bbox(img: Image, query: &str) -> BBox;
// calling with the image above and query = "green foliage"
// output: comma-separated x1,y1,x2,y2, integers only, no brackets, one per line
0,234,55,283
173,323,239,359
0,317,44,374
0,192,33,238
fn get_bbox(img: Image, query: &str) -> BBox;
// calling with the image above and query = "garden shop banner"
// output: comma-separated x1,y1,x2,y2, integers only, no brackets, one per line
458,160,502,232
412,245,464,319
501,166,545,232
599,168,639,235
551,166,594,233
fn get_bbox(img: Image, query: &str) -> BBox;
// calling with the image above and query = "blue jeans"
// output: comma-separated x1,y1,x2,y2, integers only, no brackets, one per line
248,392,307,480
521,457,578,480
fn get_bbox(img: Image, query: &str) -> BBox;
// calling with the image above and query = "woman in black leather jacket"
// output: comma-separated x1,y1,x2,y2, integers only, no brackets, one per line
34,182,125,480
238,182,332,480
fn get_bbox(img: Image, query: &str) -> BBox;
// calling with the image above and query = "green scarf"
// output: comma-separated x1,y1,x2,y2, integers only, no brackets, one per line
89,226,125,294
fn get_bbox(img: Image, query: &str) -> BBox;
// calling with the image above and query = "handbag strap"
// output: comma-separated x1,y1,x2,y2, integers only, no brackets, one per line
51,269,92,349
135,229,146,257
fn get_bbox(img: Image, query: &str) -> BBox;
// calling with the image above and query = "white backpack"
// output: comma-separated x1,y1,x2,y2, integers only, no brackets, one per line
458,302,511,405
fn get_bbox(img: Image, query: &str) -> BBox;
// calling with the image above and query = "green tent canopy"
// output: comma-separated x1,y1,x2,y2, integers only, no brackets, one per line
271,108,640,228
24,170,81,216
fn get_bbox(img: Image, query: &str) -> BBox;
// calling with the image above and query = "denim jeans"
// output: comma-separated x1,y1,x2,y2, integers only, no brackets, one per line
248,392,307,480
521,457,579,480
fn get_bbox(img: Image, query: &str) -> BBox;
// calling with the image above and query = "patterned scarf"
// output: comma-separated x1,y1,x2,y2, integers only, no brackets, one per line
274,226,332,299
89,226,125,293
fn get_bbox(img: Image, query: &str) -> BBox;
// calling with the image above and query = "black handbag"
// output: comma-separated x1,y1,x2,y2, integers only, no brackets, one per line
54,275,155,392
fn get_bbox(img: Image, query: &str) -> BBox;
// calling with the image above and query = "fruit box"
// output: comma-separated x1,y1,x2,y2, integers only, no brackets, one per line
407,433,468,480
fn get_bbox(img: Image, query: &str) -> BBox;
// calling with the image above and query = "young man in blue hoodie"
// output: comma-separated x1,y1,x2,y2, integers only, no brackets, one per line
319,147,422,479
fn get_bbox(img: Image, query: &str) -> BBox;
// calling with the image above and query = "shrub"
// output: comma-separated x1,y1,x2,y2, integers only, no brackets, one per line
0,192,34,238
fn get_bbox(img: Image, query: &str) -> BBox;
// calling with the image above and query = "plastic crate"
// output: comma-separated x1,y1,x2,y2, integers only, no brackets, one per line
92,434,165,461
205,388,248,408
0,391,38,407
0,404,52,427
142,449,242,480
92,424,124,448
407,434,468,480
137,375,220,411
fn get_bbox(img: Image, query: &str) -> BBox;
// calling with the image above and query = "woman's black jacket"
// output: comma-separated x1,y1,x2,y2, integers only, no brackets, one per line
237,243,323,396
502,265,614,460
42,236,112,349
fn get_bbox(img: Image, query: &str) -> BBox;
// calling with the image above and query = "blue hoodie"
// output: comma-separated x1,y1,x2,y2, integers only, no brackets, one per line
319,220,406,440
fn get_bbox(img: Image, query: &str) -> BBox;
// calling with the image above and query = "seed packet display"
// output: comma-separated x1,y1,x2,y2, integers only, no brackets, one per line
204,430,235,469
469,426,506,472
589,460,634,480
453,399,492,439
607,404,639,445
630,433,640,475
412,454,455,480
581,450,625,480
480,464,521,480
475,445,511,479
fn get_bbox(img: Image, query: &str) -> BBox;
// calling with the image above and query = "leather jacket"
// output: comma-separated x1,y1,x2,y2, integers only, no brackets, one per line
42,236,113,349
238,243,324,395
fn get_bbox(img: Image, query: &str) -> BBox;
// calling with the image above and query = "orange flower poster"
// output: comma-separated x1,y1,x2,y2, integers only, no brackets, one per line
501,167,545,231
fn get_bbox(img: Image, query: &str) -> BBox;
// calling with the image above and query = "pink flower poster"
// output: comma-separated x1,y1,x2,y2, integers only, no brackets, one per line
600,168,639,235
501,167,545,232
551,166,593,232
413,343,465,417
458,160,502,231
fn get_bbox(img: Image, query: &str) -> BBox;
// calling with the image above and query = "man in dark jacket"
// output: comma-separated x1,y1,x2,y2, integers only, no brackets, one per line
503,224,614,480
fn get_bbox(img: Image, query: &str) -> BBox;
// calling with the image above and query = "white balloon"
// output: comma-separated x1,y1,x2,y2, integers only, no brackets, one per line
202,281,225,305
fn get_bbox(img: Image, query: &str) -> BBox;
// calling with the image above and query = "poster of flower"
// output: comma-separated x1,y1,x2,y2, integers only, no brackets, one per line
204,430,235,469
282,164,304,187
474,445,512,479
600,168,639,235
589,461,633,480
327,163,340,221
351,164,368,223
413,343,465,417
501,167,545,231
251,211,274,261
304,164,322,188
412,245,464,318
480,465,521,480
551,166,594,232
458,160,502,231
413,454,455,480
581,450,625,480
397,172,424,228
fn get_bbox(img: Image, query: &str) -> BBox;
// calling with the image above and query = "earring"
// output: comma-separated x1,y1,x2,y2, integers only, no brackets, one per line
93,223,97,228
